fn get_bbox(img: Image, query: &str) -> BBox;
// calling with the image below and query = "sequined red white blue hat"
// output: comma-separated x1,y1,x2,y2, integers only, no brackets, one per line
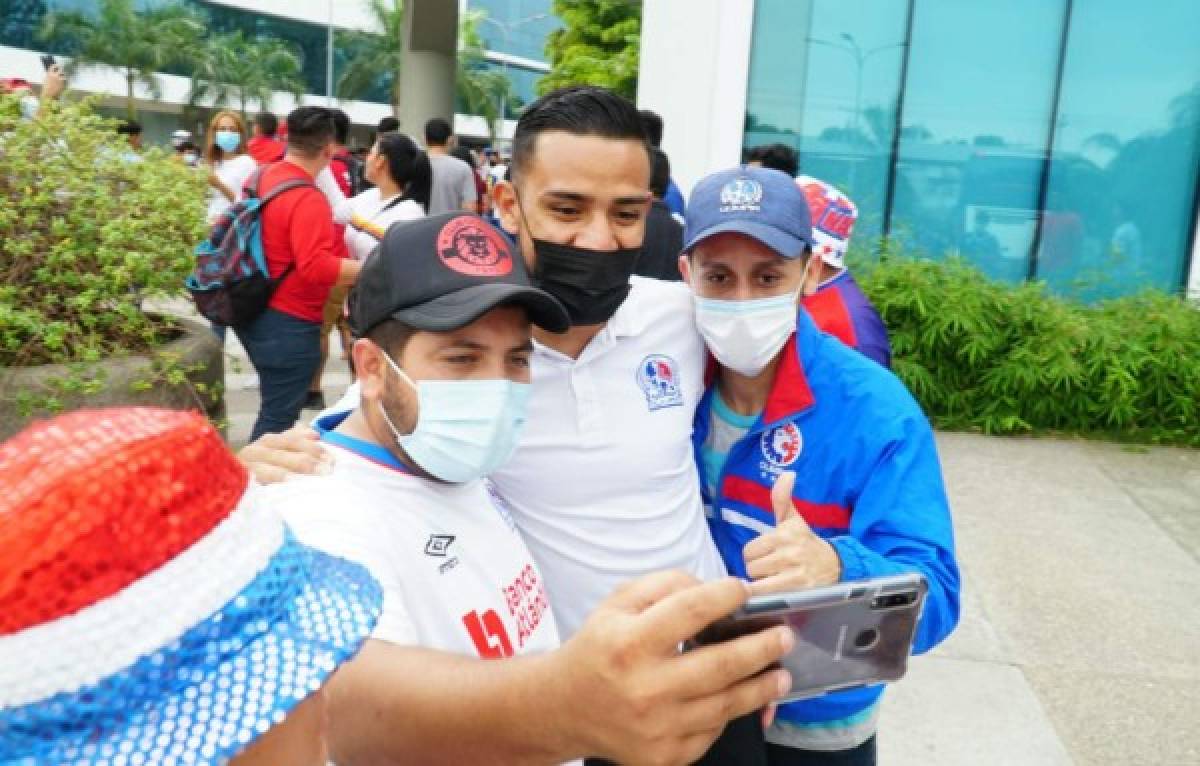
0,408,382,765
796,175,858,270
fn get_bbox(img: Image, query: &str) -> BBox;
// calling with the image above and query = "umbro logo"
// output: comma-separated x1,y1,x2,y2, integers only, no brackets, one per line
425,534,456,557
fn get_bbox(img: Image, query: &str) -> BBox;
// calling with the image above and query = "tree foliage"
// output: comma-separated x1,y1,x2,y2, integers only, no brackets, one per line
336,0,406,116
39,0,205,119
457,10,516,141
539,0,640,100
188,31,306,116
851,246,1200,447
0,94,206,373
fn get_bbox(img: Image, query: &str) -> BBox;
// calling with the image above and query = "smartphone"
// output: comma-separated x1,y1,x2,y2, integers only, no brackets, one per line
693,573,927,702
40,54,56,71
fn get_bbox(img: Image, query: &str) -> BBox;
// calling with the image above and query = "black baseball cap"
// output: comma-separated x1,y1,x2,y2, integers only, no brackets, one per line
348,212,569,336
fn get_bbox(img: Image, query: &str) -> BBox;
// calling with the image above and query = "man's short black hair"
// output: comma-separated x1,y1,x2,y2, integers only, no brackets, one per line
365,318,416,358
512,85,649,182
649,147,670,199
255,112,278,136
638,109,664,147
747,143,799,177
424,117,453,146
331,108,350,145
116,120,142,136
286,106,336,158
377,116,400,134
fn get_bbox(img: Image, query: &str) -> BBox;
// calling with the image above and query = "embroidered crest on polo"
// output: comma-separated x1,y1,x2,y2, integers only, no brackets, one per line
637,354,685,411
0,407,382,766
436,215,513,277
719,177,764,213
761,421,803,468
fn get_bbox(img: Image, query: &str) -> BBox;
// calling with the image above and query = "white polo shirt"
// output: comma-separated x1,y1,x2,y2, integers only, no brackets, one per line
319,277,727,638
490,277,726,636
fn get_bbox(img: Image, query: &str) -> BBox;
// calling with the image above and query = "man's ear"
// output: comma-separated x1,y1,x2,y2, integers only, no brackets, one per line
678,253,692,283
493,180,521,236
352,339,386,400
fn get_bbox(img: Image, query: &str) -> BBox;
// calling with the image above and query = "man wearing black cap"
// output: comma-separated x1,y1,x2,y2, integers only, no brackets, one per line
260,212,793,765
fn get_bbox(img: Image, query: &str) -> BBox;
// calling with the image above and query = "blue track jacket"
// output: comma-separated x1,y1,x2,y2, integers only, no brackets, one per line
693,309,961,724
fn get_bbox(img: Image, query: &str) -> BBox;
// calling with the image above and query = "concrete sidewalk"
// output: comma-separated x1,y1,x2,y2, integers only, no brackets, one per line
222,334,1200,766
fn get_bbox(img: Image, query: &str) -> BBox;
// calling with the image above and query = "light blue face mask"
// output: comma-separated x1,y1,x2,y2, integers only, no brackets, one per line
377,349,531,483
214,130,241,153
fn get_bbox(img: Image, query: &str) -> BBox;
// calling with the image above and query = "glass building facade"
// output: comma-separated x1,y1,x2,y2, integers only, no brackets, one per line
744,0,1200,299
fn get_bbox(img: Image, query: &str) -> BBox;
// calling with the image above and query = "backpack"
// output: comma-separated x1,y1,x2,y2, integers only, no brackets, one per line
334,149,367,196
185,167,313,327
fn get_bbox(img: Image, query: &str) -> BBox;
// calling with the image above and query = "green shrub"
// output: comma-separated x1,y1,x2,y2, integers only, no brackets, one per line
854,252,1200,447
0,95,206,368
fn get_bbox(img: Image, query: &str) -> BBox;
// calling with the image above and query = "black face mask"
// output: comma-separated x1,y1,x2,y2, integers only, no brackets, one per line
531,238,641,326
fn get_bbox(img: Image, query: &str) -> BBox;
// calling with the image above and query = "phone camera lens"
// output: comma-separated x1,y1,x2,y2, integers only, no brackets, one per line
854,628,879,650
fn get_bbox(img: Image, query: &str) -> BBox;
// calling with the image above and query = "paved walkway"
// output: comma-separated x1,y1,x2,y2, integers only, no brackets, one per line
220,333,1200,766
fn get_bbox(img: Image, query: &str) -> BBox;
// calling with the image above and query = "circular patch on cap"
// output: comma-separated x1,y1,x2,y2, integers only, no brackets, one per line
436,217,513,277
720,178,764,211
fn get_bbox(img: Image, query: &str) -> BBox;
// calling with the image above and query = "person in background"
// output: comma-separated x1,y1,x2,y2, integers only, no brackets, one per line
746,143,800,178
0,406,382,766
317,131,432,372
681,165,959,765
423,117,478,214
638,108,686,216
795,175,891,368
306,109,361,410
1,64,65,120
114,120,143,161
634,146,684,281
247,111,286,164
170,128,192,152
375,115,400,143
237,106,359,440
450,144,487,215
203,109,257,225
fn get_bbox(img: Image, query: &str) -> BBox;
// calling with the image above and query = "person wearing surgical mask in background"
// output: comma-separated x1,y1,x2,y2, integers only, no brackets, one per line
679,165,961,766
203,109,257,225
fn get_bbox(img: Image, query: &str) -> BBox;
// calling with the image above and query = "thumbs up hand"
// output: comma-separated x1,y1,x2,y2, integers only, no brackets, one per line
742,472,842,596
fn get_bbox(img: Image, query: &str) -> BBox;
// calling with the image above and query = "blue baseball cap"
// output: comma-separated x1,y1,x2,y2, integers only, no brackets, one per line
683,165,814,259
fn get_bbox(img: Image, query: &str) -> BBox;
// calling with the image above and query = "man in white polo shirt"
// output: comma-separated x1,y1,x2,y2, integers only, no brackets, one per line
242,86,770,764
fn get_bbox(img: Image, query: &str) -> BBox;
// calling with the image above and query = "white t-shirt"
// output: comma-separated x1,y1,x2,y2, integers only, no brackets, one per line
205,154,257,224
490,277,726,635
260,433,560,657
319,278,727,638
341,188,425,260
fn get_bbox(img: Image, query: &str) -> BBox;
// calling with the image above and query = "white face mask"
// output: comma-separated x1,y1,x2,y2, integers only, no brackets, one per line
693,291,799,377
376,349,531,483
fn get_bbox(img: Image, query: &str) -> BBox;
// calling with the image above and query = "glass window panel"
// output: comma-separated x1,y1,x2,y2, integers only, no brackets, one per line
888,0,1065,282
744,0,909,243
469,0,559,63
1037,0,1200,299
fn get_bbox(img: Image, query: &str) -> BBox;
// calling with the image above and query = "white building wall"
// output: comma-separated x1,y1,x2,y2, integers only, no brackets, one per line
638,0,756,199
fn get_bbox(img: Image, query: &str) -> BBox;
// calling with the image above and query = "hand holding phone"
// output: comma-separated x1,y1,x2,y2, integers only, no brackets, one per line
692,573,927,702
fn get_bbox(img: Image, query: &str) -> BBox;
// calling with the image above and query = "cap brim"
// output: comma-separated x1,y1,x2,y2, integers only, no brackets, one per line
684,220,810,260
390,282,570,334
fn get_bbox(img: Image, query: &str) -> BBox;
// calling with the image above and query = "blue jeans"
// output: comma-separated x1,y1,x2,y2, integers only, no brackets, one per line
235,308,321,441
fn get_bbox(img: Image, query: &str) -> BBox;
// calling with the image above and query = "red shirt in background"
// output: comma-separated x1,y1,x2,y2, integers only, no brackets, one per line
252,160,344,323
246,135,286,164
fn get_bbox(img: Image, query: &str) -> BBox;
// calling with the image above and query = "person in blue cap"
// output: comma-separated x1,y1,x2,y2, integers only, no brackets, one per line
679,165,962,765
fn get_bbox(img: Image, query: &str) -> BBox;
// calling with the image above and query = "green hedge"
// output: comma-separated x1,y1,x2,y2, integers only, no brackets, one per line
854,255,1200,447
